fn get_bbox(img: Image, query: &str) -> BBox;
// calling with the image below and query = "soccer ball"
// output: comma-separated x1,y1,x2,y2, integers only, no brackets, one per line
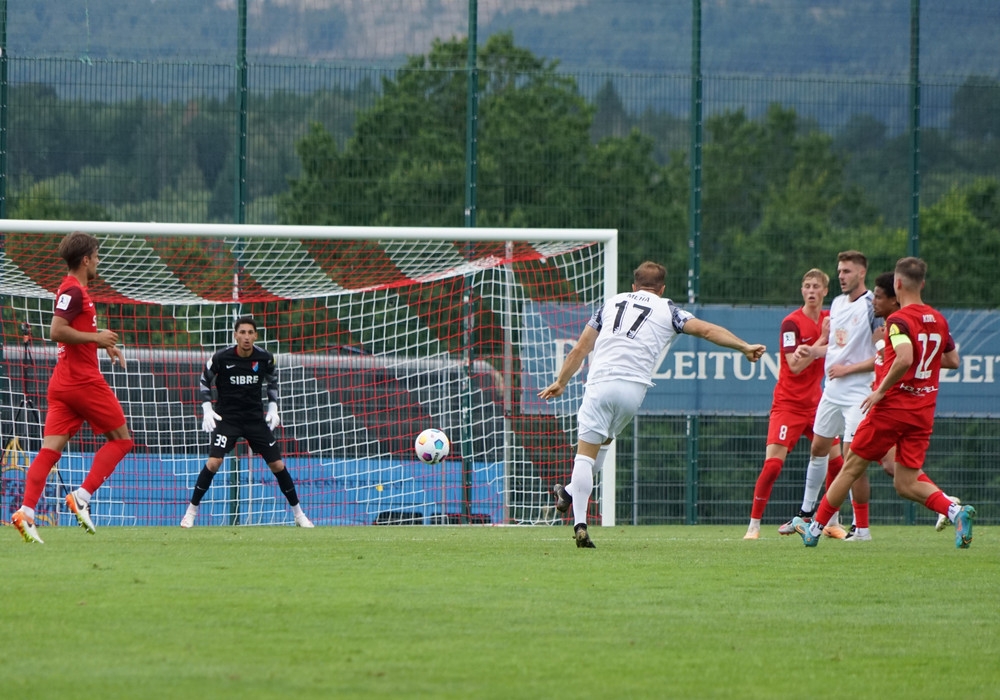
414,428,450,464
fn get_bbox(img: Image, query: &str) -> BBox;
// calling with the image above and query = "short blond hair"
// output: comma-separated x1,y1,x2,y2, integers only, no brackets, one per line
802,268,829,288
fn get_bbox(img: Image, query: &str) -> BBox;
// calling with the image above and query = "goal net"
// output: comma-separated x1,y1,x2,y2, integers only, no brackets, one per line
1,221,616,528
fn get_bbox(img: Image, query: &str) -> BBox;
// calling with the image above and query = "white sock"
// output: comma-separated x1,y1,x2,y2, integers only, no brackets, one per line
855,527,870,537
74,488,92,507
802,454,829,512
809,521,823,538
748,518,761,529
947,502,963,522
185,503,198,516
568,454,596,526
827,511,840,528
20,506,36,520
292,504,304,518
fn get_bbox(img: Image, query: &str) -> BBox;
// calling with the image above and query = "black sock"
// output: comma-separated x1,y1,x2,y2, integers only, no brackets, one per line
274,467,299,507
798,509,814,519
190,467,217,506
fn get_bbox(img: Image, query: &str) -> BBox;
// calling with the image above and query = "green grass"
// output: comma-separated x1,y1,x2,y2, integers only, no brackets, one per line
2,525,998,699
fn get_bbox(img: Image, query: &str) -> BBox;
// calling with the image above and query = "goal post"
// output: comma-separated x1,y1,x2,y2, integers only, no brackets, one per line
0,220,618,527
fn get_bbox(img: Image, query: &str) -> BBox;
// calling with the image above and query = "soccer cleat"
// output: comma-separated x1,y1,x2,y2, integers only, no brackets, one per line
180,511,196,529
792,516,818,547
844,524,857,539
552,484,572,514
844,528,872,542
66,493,96,535
574,526,596,549
295,513,315,528
778,511,812,535
954,505,975,549
935,496,961,532
11,510,44,544
743,525,760,540
822,523,847,539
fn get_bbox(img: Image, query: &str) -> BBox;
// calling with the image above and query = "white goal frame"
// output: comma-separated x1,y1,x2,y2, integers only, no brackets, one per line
1,219,619,526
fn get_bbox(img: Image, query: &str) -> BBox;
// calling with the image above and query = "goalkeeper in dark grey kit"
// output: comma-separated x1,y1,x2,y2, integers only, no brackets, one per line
180,315,313,528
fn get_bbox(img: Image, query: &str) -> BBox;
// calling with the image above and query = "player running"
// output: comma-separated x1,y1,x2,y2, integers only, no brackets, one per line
11,231,134,544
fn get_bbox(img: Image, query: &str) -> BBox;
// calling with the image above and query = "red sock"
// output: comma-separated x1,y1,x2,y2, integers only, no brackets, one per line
917,472,938,488
852,501,870,528
924,490,953,517
826,454,844,490
751,458,784,519
815,496,838,528
81,439,133,495
22,448,62,509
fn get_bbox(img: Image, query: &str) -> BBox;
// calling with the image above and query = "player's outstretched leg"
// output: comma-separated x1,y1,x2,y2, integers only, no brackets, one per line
574,523,596,549
954,505,975,549
66,491,96,535
11,509,44,544
552,484,572,514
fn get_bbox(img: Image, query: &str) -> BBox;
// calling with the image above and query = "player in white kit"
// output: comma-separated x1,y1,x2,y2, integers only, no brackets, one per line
778,250,882,538
538,261,766,548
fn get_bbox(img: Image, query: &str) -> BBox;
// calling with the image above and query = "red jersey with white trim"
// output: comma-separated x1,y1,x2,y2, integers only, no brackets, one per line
770,307,828,412
876,303,955,426
51,275,103,387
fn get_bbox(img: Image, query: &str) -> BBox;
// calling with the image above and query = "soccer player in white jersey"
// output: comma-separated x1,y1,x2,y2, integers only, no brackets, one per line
538,261,766,548
778,250,882,539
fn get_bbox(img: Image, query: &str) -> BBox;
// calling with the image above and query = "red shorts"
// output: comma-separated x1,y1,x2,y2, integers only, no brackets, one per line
44,381,127,437
850,410,931,469
766,408,816,452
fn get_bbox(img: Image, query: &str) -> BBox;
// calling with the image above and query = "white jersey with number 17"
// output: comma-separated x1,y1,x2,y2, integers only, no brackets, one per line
584,290,695,387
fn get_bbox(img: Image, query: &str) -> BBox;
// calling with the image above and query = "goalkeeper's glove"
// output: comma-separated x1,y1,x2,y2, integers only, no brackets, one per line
266,402,280,431
201,401,222,433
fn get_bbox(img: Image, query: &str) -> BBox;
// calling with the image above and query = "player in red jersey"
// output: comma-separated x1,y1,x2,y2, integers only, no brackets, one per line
744,269,840,539
10,232,134,544
792,257,975,549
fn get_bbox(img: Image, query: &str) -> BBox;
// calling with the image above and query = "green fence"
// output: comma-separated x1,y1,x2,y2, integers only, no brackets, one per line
1,1,999,525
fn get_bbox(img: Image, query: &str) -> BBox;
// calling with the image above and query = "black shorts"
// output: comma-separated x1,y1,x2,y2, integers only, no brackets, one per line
208,418,281,464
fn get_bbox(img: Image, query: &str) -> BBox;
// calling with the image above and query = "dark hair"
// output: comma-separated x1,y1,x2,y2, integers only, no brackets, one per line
58,231,99,270
837,250,868,269
234,315,257,332
633,261,666,290
894,257,927,289
874,272,896,298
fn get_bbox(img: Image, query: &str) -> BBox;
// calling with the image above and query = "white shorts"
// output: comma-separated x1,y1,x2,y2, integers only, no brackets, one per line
577,380,648,445
812,393,865,444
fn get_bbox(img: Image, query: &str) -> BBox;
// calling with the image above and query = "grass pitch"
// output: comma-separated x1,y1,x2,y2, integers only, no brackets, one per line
2,524,997,699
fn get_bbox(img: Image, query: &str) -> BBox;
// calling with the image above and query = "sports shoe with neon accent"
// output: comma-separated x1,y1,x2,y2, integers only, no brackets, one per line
11,510,44,544
792,516,818,547
954,505,975,549
778,510,812,535
822,523,847,539
295,512,315,528
574,526,596,549
66,493,96,535
935,496,960,532
552,484,572,514
743,525,760,540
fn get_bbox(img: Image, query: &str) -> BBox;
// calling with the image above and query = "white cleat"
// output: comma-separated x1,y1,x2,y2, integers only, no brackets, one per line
295,513,315,528
180,508,197,529
12,510,44,544
66,493,96,535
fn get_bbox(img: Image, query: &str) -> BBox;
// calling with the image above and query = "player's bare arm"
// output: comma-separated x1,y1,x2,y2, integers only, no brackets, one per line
683,318,765,362
539,325,599,399
827,356,875,380
51,316,124,366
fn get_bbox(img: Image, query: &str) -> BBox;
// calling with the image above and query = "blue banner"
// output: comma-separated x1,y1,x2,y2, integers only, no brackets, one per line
523,303,1000,418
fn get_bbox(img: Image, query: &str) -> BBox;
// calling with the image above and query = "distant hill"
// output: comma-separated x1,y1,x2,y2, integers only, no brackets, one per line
7,0,998,79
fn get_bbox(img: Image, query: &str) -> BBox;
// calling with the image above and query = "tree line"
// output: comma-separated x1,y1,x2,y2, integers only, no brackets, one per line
7,33,1000,308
